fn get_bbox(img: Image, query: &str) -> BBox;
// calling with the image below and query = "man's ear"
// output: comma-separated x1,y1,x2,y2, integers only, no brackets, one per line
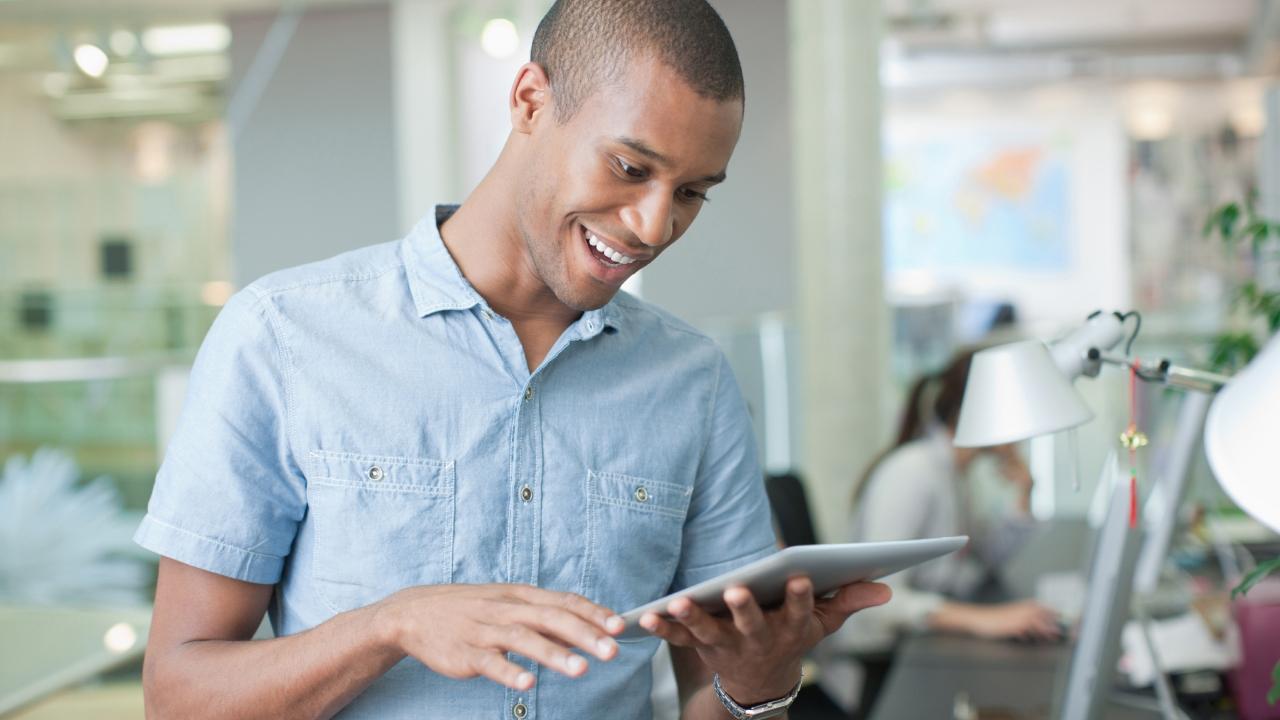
510,62,552,134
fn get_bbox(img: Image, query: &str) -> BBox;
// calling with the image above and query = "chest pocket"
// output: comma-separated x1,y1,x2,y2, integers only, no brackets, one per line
579,470,692,618
306,450,455,614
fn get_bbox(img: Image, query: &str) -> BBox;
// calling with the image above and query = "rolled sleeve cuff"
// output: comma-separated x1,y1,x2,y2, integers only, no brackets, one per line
134,514,284,585
672,543,778,592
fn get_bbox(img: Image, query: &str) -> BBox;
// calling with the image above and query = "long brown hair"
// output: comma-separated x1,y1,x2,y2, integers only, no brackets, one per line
851,348,978,507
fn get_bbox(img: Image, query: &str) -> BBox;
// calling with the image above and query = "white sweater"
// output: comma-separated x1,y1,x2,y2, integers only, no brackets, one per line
830,430,1037,652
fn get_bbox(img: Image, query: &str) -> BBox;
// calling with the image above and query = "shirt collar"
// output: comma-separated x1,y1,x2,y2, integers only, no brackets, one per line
402,205,623,336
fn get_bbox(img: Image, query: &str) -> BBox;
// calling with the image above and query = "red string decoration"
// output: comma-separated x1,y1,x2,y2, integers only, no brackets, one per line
1119,363,1148,529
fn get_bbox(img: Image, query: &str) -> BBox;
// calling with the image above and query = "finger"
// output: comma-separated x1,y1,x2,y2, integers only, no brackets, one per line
782,576,815,628
814,582,892,635
511,586,625,636
724,585,767,638
504,604,619,661
639,611,698,646
482,624,590,679
471,650,537,691
666,597,727,646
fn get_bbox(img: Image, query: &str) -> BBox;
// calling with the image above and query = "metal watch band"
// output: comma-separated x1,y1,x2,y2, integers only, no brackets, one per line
711,671,804,719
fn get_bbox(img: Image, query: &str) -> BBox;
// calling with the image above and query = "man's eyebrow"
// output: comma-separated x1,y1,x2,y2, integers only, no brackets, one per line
615,136,728,184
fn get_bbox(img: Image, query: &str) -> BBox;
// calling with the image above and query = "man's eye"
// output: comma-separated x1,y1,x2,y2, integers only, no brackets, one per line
679,188,709,202
618,159,646,178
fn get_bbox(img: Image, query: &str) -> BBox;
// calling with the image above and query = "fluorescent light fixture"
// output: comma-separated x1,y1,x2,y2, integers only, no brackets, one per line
142,23,231,56
480,18,519,59
73,43,109,78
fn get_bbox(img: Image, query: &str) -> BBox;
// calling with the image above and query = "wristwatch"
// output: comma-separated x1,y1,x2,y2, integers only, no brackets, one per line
711,672,804,719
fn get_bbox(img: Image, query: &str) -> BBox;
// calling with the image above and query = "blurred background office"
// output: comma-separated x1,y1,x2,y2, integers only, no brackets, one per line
2,0,1278,718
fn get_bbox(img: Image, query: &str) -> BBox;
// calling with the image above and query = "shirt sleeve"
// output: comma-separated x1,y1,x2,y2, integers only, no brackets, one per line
133,287,307,584
670,353,778,591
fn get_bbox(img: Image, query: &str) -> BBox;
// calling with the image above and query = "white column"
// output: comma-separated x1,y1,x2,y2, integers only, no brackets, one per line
392,0,462,231
790,0,889,542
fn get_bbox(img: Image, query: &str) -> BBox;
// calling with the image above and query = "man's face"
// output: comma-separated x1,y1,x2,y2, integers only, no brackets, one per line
516,56,743,311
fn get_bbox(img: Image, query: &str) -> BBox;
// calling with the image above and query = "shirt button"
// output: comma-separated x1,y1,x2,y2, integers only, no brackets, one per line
520,485,533,502
483,309,496,321
524,386,534,401
634,486,649,503
368,466,384,482
512,702,528,719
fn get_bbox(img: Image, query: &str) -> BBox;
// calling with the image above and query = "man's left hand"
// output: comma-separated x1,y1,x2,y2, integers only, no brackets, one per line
639,578,891,705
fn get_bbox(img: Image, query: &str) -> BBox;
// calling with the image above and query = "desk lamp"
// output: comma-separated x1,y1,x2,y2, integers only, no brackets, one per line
1203,333,1280,534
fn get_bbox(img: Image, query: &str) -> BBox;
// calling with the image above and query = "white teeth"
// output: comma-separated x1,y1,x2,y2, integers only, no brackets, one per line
585,228,635,265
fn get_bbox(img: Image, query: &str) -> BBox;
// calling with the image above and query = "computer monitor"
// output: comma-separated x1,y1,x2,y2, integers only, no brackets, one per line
1133,390,1213,595
1054,450,1144,720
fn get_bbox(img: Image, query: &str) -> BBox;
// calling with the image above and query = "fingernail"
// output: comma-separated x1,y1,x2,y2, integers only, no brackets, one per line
640,614,658,630
606,616,625,633
673,606,691,618
597,637,617,657
567,655,587,674
516,672,534,688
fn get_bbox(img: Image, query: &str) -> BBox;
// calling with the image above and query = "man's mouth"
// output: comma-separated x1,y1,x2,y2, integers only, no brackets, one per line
581,224,639,268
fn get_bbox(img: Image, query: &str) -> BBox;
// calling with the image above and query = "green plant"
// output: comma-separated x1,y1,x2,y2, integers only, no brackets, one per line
1207,196,1280,706
1202,198,1280,371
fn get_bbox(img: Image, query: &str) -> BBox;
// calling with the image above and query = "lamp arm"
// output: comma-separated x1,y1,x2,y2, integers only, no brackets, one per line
1087,350,1233,394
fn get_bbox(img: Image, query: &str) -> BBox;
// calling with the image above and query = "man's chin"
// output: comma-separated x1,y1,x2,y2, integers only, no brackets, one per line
554,281,618,313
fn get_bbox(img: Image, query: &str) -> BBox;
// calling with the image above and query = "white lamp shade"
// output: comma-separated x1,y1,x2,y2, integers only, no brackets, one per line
1205,334,1280,534
954,340,1095,448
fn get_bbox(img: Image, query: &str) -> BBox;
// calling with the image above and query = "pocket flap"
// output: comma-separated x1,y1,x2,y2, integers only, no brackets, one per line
308,450,454,495
587,470,691,519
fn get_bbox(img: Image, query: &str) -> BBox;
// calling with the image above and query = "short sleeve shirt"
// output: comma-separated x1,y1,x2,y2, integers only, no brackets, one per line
134,206,777,720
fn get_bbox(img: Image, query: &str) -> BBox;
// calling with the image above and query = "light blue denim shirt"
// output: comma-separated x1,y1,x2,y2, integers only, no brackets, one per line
135,206,777,719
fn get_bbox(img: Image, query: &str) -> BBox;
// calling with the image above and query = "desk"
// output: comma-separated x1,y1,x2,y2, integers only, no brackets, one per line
868,633,1156,719
867,519,1158,719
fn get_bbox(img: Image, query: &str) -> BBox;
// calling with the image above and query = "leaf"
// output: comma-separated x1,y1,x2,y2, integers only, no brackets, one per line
1210,332,1261,372
1232,556,1280,600
1270,661,1280,706
1246,219,1272,250
1204,203,1242,241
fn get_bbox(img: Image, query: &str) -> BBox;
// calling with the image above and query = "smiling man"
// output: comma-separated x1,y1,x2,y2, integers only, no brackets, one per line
135,1,888,718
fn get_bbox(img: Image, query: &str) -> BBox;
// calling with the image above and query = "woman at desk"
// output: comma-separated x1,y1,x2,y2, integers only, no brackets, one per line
842,349,1061,647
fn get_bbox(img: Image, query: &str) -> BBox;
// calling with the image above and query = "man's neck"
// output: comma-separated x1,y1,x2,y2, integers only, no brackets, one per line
438,173,580,330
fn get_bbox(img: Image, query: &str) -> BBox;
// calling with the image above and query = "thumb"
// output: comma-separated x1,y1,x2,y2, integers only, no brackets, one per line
815,582,892,635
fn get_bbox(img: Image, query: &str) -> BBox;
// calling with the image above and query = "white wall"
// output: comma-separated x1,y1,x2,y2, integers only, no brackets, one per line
639,0,795,327
228,4,400,286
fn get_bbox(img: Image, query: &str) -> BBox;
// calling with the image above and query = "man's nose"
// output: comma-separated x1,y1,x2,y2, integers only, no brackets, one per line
620,190,675,248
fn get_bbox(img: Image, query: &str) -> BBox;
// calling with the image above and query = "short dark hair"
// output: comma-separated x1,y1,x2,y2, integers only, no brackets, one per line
531,0,744,123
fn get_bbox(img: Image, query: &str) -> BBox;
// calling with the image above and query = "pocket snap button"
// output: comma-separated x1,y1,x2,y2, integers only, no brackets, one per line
512,702,528,719
634,486,649,503
368,466,384,481
520,485,533,502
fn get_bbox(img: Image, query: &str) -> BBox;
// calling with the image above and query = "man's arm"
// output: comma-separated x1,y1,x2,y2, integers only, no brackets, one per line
144,558,625,720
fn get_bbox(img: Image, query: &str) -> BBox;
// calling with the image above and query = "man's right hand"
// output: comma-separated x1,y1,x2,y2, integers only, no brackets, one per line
374,584,626,691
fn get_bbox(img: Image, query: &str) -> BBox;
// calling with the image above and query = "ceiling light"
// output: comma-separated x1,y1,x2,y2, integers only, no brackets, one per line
480,18,519,59
103,622,138,654
110,29,138,57
73,43,109,78
142,23,231,56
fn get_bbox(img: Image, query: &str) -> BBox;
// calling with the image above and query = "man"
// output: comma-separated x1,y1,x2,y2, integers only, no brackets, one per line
135,1,889,718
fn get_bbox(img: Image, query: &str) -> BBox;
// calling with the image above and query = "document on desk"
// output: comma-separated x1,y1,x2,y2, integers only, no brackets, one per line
1121,612,1237,686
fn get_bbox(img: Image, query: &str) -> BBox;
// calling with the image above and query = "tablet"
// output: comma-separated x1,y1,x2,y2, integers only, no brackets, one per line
618,536,968,639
